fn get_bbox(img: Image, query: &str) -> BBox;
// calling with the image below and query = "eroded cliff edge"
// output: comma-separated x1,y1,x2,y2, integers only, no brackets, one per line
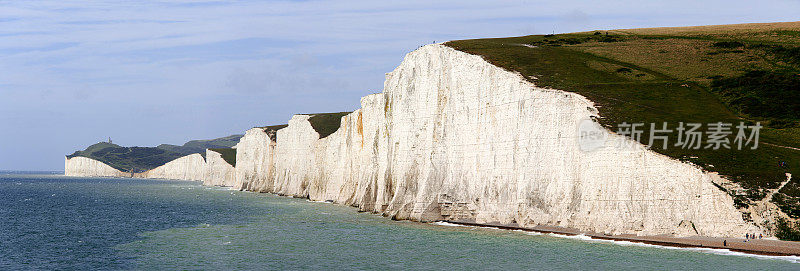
65,44,770,238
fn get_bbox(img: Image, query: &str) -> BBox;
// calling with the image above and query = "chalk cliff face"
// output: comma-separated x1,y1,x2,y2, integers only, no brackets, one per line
65,44,761,237
233,128,275,191
64,156,127,177
134,153,205,181
269,115,322,196
203,149,236,187
237,44,753,237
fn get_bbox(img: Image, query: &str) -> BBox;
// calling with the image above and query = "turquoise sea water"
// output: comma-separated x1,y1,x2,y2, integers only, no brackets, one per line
1,173,799,270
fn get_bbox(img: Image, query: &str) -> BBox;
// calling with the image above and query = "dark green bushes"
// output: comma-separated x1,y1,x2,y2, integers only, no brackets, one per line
711,70,800,123
771,45,800,65
595,35,622,42
775,217,800,241
712,41,744,48
616,67,632,73
749,44,800,66
529,33,622,47
773,193,800,219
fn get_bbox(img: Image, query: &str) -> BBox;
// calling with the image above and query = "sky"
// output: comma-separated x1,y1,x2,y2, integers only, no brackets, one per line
1,0,798,171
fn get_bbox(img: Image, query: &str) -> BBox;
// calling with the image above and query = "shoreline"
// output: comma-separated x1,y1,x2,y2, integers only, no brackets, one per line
65,174,800,259
441,220,800,257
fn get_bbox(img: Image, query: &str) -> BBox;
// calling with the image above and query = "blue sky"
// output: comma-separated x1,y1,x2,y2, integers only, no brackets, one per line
1,0,798,171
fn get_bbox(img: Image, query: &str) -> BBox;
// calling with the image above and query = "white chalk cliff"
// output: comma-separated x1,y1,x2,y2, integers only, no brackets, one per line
233,127,277,191
65,156,128,177
65,44,763,237
134,153,205,181
202,149,237,187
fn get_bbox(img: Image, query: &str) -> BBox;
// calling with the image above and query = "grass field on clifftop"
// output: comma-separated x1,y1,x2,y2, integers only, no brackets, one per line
446,22,800,230
306,112,352,138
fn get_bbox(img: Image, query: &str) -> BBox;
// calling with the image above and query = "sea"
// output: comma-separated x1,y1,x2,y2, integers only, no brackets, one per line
1,172,799,270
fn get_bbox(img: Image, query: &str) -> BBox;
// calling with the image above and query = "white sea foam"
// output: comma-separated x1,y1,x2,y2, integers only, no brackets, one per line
433,222,799,263
432,221,474,228
306,199,334,204
204,186,232,191
547,233,593,241
545,233,800,263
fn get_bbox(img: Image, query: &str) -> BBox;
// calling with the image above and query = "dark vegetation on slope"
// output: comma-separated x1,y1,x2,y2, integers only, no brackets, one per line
776,218,800,241
67,135,242,172
760,44,800,65
306,112,352,139
446,22,800,238
208,148,236,167
157,134,243,156
67,143,185,173
256,124,288,141
710,71,800,125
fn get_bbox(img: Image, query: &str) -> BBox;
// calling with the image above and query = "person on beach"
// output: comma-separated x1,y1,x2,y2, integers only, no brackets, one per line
723,240,727,247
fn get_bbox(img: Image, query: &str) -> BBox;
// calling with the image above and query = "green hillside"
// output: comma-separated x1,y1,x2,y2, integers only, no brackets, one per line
446,21,800,237
67,134,243,172
157,134,243,156
208,148,237,167
305,112,352,138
